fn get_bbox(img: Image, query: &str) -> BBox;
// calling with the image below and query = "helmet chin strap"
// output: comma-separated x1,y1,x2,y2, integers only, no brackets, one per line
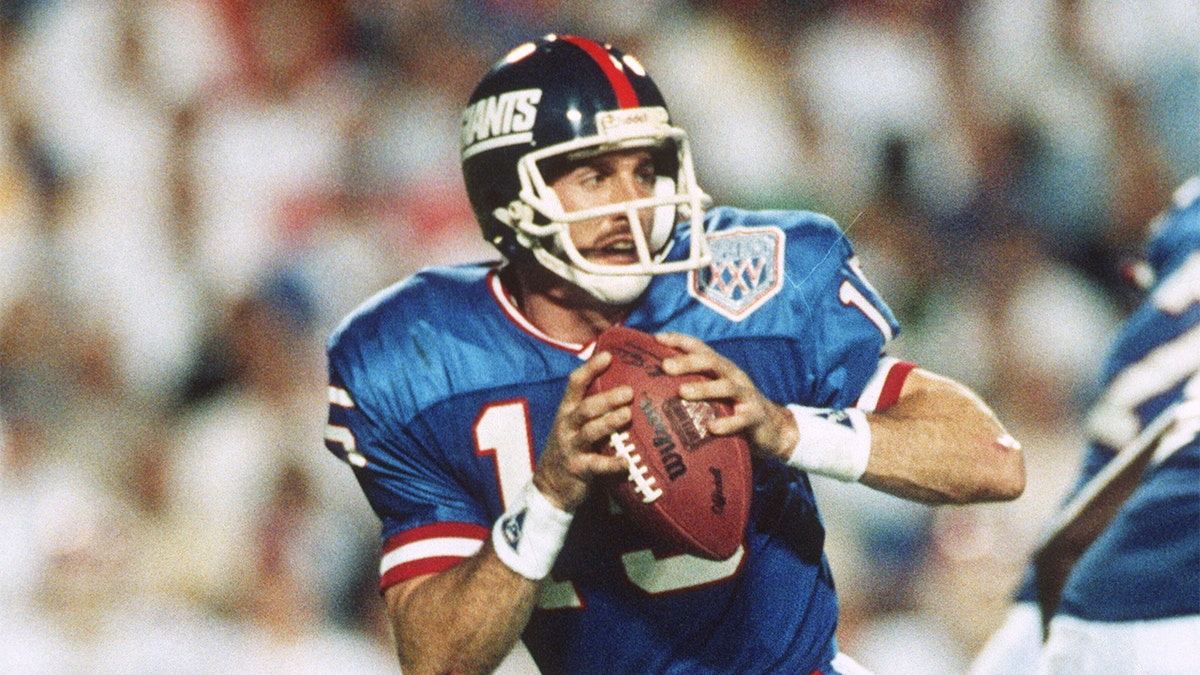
531,246,653,305
573,269,653,305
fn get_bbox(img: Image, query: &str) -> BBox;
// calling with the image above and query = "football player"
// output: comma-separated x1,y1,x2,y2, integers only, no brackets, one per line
324,35,1024,675
969,176,1200,674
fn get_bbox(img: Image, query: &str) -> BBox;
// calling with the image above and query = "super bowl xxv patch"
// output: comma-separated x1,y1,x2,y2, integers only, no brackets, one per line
689,226,784,321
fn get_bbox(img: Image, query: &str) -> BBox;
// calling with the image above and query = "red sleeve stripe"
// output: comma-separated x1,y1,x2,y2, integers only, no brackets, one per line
380,556,470,591
877,360,917,410
383,521,489,552
560,35,640,109
855,357,917,412
379,522,487,588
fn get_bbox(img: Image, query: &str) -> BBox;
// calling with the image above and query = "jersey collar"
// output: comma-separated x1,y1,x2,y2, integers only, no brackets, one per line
487,268,597,358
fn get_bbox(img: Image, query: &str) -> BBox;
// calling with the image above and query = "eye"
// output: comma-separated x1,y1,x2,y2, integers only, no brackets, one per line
578,169,603,189
636,164,657,188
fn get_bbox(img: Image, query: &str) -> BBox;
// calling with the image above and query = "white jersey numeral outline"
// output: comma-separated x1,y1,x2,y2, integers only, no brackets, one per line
1087,251,1200,449
840,257,894,341
325,386,368,468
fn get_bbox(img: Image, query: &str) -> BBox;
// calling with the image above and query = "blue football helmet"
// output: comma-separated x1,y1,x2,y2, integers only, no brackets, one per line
461,35,712,304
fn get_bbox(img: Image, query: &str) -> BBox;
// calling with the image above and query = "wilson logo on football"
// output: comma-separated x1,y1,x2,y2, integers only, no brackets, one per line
640,396,688,481
608,431,663,503
710,468,726,515
460,88,543,159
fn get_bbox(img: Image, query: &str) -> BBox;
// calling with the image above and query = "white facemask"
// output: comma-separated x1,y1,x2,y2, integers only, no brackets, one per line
492,107,712,305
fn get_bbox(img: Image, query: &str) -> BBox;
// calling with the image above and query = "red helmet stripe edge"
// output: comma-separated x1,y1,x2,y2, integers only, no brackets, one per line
560,35,640,109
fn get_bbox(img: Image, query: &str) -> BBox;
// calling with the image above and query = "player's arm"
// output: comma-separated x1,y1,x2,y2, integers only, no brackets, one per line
855,367,1025,504
381,352,630,675
658,333,1024,505
384,544,539,675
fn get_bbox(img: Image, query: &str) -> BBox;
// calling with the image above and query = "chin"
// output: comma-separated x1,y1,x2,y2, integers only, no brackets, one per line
580,273,652,306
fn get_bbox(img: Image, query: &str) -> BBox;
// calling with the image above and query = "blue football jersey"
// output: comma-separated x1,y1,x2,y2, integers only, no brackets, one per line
1013,177,1200,619
1056,178,1200,622
324,207,906,674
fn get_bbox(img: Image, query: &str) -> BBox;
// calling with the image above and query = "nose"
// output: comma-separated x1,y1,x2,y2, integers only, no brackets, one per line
609,172,654,232
609,177,654,235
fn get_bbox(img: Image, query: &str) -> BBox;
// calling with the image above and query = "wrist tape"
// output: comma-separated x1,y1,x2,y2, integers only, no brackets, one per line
785,405,871,482
491,481,574,580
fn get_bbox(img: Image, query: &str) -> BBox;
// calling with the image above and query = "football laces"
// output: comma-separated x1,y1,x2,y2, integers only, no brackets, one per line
608,431,663,503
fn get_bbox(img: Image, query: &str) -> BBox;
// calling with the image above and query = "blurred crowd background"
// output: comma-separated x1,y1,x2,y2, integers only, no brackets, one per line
0,0,1195,673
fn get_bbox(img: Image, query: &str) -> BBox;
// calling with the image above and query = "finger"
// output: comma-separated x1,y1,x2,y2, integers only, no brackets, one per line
563,350,613,405
661,350,727,378
578,405,633,447
656,338,740,380
577,384,633,420
678,378,737,401
707,409,756,436
654,331,707,354
569,451,628,479
654,334,711,376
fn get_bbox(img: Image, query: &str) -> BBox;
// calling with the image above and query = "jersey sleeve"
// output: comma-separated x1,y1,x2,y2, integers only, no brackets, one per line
776,210,904,409
855,356,918,412
324,309,490,589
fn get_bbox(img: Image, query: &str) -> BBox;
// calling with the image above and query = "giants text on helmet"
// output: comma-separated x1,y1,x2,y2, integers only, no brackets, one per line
460,88,543,159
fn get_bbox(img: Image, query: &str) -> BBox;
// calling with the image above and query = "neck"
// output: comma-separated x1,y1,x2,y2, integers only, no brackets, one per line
502,266,629,345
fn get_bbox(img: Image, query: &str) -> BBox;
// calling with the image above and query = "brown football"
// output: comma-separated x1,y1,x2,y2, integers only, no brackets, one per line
587,325,752,561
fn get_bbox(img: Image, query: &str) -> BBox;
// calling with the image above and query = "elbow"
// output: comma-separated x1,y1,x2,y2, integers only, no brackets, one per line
987,462,1026,502
993,433,1026,501
1005,460,1027,500
943,475,1023,505
940,442,1025,505
971,440,1026,503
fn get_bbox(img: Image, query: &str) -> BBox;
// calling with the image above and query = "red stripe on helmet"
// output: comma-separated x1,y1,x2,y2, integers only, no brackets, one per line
560,35,640,108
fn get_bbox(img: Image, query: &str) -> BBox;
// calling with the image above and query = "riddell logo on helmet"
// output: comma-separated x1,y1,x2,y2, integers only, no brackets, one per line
461,88,543,158
596,107,669,141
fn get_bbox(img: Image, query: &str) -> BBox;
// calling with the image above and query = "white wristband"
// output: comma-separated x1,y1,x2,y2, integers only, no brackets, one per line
491,481,574,580
785,405,871,482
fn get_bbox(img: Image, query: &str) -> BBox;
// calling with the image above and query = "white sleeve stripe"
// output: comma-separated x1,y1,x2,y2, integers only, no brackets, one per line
328,386,355,408
379,536,484,574
856,356,900,412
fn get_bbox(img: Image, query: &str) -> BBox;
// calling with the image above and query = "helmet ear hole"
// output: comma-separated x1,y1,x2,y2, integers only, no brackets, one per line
651,143,680,180
537,155,573,187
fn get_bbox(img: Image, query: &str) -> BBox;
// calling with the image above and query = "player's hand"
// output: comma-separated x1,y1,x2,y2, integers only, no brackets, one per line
655,332,798,463
533,350,633,512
